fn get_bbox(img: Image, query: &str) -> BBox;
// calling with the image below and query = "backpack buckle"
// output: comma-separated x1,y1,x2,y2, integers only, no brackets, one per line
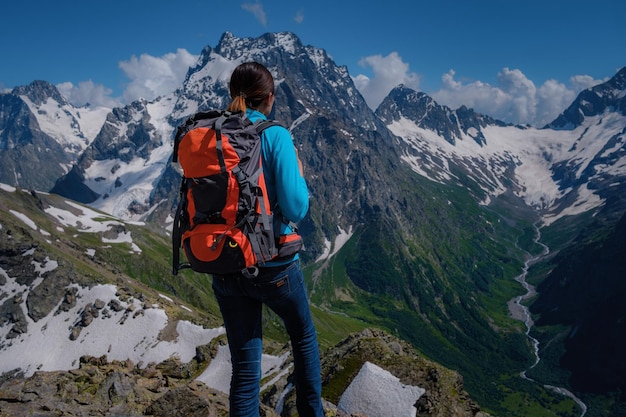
242,266,259,279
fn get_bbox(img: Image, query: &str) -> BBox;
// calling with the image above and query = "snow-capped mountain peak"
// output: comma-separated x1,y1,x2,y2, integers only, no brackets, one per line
13,81,109,155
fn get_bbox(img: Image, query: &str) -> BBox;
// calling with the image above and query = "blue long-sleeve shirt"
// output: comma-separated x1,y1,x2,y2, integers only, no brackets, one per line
246,109,309,262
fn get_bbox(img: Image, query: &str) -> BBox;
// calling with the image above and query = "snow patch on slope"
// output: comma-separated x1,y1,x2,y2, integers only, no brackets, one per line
22,95,109,155
338,361,425,417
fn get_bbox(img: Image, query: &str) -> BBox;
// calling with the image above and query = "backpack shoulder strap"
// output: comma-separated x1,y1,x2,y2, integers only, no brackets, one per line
254,119,282,135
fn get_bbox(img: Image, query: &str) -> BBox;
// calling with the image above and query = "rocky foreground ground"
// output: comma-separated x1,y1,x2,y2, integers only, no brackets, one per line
0,329,490,417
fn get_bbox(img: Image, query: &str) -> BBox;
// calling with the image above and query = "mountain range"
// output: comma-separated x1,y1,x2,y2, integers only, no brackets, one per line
1,31,624,417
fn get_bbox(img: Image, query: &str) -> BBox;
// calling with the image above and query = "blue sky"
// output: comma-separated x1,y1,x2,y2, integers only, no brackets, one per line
1,0,624,126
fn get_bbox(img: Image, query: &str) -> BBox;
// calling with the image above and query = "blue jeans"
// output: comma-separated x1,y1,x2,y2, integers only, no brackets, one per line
212,260,324,417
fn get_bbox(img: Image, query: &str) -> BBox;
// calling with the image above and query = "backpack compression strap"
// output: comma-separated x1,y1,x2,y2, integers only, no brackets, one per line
172,179,191,275
213,113,229,174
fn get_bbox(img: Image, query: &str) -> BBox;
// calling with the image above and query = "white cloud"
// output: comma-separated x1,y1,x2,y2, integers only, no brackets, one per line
535,79,577,127
294,9,304,24
58,49,198,109
569,74,601,91
119,48,198,103
431,68,605,127
242,2,267,26
353,52,421,110
57,80,122,108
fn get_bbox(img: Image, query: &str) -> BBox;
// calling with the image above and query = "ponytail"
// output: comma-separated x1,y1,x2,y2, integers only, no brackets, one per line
227,95,247,113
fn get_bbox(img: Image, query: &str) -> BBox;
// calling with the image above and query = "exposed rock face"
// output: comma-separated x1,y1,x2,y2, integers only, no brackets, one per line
0,355,240,417
318,328,488,417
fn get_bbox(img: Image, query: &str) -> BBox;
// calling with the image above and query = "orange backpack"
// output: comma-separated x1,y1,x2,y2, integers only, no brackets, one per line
171,110,302,277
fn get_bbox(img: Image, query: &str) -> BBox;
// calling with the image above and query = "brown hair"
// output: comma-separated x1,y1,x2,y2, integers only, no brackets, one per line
227,62,275,113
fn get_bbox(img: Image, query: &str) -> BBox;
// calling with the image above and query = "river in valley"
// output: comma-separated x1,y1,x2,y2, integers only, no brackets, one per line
507,224,588,417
